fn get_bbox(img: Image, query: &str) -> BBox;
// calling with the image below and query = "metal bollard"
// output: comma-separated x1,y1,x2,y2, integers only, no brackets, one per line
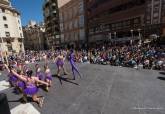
0,93,11,114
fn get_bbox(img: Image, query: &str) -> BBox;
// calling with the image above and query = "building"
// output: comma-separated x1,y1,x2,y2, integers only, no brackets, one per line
58,0,71,8
58,0,86,48
0,0,24,53
23,21,47,50
43,0,60,49
145,0,165,38
86,0,165,45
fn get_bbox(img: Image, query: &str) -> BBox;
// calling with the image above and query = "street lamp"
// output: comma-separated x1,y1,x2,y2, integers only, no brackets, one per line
137,28,142,45
114,32,116,39
108,32,112,45
0,33,8,65
130,29,134,45
0,33,4,63
37,28,41,50
130,29,134,38
137,29,141,38
114,32,117,45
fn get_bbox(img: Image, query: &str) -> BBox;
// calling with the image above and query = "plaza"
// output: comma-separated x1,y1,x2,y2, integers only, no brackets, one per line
0,0,164,114
0,62,165,114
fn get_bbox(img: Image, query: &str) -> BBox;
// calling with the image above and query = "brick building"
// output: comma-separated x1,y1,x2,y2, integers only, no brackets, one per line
86,0,165,44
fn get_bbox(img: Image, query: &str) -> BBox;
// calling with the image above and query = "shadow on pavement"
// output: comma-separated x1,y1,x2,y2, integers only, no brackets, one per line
159,72,165,75
53,75,79,86
157,77,165,81
8,96,33,104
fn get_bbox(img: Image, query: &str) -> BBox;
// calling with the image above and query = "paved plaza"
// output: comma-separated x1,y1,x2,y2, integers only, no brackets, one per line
0,62,165,114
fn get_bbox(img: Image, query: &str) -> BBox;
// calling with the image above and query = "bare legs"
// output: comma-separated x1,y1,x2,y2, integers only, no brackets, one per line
45,79,52,92
32,94,44,108
57,65,68,76
71,65,81,80
57,66,61,76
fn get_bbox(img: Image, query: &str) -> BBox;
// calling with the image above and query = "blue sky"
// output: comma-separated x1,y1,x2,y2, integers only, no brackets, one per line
11,0,44,26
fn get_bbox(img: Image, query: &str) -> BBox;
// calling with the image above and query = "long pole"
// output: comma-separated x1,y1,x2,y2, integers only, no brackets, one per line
84,0,89,50
0,33,8,65
38,28,41,50
0,33,4,63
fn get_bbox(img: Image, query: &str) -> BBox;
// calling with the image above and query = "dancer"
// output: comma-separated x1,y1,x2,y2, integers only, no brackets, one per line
16,69,26,92
35,64,44,80
69,50,82,80
55,51,68,76
23,64,30,75
4,64,49,107
6,65,18,87
44,64,52,91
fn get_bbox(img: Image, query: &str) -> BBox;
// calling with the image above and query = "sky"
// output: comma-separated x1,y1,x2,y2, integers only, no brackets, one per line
11,0,44,26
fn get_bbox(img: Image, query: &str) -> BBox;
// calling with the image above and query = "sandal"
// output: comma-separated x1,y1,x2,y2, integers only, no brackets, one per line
39,98,43,108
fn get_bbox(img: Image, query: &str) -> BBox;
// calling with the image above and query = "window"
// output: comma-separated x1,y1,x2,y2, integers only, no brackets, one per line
5,32,10,37
153,12,159,17
20,33,22,37
79,29,85,40
2,9,5,13
4,24,8,28
6,40,11,44
7,45,12,51
79,15,84,27
3,16,7,21
19,27,21,30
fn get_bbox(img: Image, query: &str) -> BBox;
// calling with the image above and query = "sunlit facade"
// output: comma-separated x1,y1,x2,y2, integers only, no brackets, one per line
0,0,24,53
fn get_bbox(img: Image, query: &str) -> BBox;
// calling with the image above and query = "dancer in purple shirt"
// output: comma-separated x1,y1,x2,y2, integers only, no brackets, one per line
44,64,52,91
4,64,49,108
69,50,82,80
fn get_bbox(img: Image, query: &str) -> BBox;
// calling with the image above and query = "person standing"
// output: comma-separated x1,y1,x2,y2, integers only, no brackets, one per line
69,50,82,80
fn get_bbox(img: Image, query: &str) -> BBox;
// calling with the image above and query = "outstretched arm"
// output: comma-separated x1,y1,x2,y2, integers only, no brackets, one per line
4,64,10,73
11,70,27,82
34,77,49,86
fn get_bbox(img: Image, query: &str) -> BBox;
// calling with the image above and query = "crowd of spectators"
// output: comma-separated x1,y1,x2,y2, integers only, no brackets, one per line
0,42,164,71
75,43,165,70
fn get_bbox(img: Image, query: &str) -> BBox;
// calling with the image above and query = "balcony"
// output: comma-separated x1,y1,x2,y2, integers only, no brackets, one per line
88,0,145,18
52,3,56,6
52,10,57,14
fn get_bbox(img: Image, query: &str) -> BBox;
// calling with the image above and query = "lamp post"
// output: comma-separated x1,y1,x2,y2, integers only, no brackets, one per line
38,28,41,50
137,28,142,45
130,29,134,45
108,32,111,44
114,32,116,39
114,32,117,45
0,33,8,65
0,33,4,63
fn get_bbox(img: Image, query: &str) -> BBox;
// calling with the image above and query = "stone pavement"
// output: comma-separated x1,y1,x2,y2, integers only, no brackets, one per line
0,62,165,114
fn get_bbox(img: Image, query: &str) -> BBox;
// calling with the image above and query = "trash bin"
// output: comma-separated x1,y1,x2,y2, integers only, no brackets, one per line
0,93,11,114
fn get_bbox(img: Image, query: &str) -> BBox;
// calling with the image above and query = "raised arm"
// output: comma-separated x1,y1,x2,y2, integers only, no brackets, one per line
4,64,10,73
11,70,27,82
